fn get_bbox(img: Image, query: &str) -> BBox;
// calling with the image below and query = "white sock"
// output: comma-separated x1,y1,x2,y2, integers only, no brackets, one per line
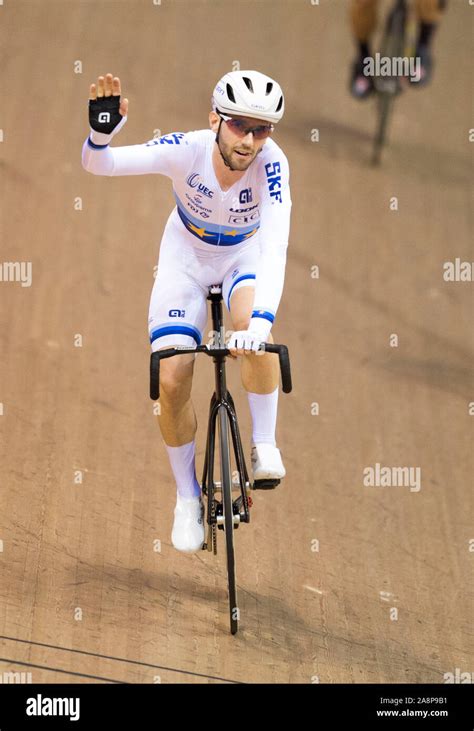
247,387,278,446
164,439,201,499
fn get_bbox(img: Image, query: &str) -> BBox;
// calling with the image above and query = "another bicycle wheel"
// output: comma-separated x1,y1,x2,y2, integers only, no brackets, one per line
218,404,238,635
372,92,396,166
372,0,407,165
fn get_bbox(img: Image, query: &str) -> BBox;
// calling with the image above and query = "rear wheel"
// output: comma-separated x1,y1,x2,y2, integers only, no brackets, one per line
218,405,238,635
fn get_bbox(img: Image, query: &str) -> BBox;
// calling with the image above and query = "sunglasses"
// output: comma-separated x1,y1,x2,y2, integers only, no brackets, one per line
218,112,274,140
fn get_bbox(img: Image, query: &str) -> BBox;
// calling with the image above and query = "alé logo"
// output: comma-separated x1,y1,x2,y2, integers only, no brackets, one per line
169,309,185,318
186,173,214,198
98,112,111,123
239,188,252,204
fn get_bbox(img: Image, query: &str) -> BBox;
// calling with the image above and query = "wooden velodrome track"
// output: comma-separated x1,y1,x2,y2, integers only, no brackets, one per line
0,0,472,684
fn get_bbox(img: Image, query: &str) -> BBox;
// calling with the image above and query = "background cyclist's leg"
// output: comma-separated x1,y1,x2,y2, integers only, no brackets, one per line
350,0,378,42
415,0,446,23
349,0,379,99
229,285,280,447
412,0,447,85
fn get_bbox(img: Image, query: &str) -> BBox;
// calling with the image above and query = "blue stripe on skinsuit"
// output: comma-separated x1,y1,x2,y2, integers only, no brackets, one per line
174,193,259,246
251,310,274,324
150,325,202,346
227,274,256,310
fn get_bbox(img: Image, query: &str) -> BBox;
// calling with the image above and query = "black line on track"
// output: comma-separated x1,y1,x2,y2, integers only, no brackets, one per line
0,635,241,684
0,657,125,683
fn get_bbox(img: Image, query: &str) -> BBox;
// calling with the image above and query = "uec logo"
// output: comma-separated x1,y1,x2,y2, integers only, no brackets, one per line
98,112,111,123
186,173,214,198
169,309,185,318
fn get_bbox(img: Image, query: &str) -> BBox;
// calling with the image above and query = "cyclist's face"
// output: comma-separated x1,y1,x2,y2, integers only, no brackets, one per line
210,112,268,171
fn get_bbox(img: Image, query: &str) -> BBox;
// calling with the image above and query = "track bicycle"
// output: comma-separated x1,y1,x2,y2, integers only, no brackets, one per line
150,283,292,634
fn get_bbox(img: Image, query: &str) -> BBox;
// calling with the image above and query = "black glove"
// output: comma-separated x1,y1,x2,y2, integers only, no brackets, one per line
89,95,123,135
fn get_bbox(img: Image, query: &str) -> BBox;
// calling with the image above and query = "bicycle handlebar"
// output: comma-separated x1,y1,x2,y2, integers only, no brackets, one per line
150,343,292,401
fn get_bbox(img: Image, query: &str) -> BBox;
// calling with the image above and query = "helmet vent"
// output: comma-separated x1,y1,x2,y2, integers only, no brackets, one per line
265,82,273,95
275,95,283,112
226,83,236,103
242,76,254,93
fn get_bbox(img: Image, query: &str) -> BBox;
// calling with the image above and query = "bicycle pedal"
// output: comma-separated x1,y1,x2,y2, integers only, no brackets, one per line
252,478,280,490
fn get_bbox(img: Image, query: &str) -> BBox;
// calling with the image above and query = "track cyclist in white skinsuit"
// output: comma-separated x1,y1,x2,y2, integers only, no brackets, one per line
82,70,292,553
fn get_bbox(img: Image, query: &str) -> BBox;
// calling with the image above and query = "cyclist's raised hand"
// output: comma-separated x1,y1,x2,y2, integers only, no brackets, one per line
88,73,128,139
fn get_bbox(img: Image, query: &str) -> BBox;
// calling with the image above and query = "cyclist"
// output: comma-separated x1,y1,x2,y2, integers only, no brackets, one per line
349,0,448,99
82,70,291,553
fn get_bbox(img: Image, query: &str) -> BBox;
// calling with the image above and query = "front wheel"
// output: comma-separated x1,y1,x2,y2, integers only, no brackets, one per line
372,2,406,164
218,405,238,634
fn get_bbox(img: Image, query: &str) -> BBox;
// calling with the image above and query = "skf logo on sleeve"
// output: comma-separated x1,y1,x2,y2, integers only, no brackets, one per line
264,162,282,202
146,133,185,147
159,133,185,145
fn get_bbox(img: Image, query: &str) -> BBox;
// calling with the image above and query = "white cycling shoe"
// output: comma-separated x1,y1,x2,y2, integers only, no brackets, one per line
251,442,286,480
171,493,205,553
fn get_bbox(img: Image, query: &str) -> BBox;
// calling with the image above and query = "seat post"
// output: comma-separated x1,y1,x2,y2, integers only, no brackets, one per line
207,284,228,401
207,283,225,348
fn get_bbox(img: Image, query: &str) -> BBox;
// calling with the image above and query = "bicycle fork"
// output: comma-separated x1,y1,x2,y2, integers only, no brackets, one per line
201,390,252,554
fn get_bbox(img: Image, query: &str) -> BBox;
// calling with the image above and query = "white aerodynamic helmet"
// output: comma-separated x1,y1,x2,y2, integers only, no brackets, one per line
211,70,285,124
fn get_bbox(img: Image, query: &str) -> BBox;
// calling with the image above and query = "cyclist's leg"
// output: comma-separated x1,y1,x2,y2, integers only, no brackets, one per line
350,0,378,42
411,0,447,85
228,285,279,395
222,253,279,395
415,0,446,23
148,221,208,498
349,0,380,99
222,255,280,449
227,285,285,476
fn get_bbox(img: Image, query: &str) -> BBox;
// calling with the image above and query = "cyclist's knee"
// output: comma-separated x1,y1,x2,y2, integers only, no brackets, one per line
232,317,250,332
415,0,444,22
157,352,194,404
241,331,274,361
